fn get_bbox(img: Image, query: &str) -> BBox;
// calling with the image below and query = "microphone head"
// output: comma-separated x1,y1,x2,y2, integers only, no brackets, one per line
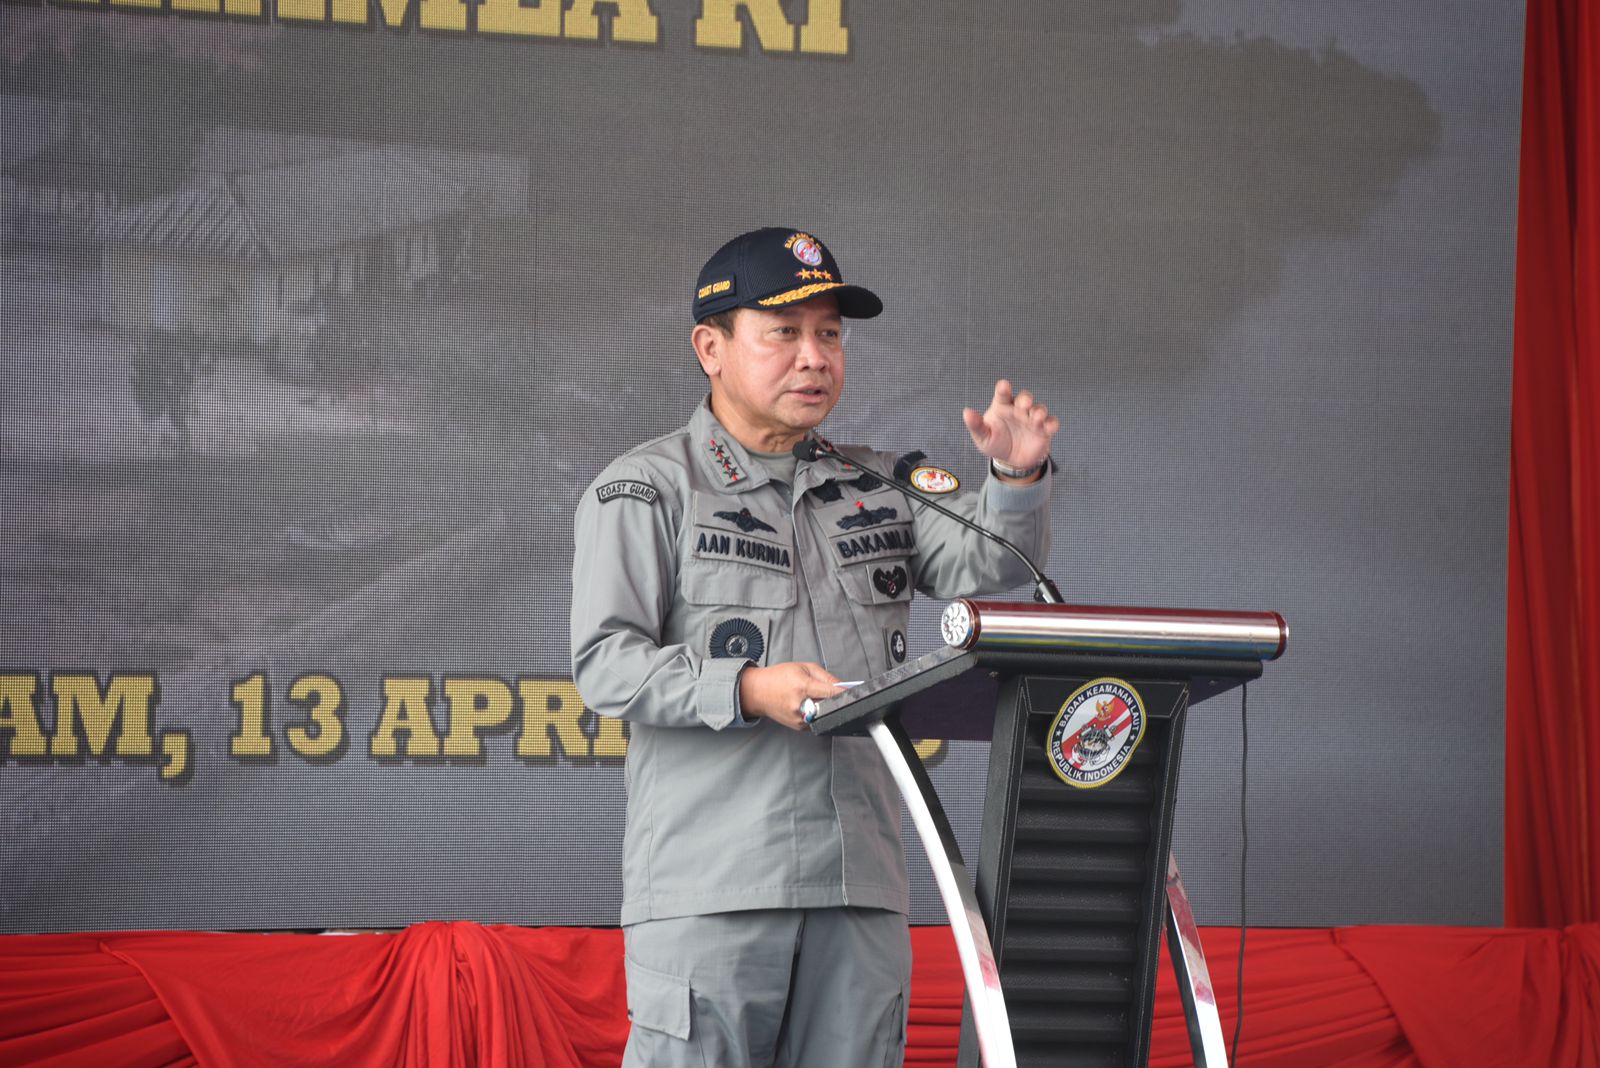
792,440,823,461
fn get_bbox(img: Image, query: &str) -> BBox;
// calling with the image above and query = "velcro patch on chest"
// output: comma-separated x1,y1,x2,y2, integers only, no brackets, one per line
692,496,793,574
712,507,777,534
873,565,909,598
831,524,917,564
811,489,916,565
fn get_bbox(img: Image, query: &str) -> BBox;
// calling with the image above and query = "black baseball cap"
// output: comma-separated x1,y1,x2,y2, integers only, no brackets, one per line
693,227,883,322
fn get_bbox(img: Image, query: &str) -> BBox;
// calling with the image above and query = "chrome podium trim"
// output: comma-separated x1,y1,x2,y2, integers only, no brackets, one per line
943,600,1288,661
1166,851,1230,1066
867,719,1016,1068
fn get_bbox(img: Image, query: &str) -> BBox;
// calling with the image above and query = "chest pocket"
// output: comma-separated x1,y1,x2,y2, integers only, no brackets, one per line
681,493,797,610
681,495,796,667
808,486,917,606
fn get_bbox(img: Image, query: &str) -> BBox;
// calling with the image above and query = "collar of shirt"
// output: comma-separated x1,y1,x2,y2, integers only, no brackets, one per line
689,397,858,494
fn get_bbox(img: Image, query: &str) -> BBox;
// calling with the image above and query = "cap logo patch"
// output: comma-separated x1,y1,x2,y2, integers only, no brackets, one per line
1046,678,1147,789
909,466,960,494
786,232,825,267
698,278,733,300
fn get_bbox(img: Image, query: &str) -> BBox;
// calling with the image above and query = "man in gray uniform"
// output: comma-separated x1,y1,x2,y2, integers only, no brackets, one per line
570,227,1059,1067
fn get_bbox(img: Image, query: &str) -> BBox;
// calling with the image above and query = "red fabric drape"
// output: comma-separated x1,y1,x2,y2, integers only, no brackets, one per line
4,923,1600,1067
1507,0,1600,926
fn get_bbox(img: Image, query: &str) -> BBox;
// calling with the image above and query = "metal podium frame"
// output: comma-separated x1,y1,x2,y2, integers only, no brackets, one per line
805,603,1285,1068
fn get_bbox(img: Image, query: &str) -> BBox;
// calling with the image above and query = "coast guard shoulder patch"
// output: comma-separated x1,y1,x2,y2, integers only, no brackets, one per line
596,480,658,505
1046,678,1147,789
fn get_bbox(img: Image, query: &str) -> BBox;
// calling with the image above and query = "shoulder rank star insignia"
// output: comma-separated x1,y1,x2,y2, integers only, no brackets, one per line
713,507,777,534
707,438,744,484
837,503,899,530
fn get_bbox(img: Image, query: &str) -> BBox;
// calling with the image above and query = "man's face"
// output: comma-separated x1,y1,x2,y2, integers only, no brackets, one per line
695,295,845,452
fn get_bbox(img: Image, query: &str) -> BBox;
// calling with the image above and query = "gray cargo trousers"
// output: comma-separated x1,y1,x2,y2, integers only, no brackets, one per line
621,906,912,1068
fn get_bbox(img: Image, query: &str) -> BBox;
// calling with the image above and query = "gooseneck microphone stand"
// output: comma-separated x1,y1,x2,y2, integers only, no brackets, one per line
790,438,1063,605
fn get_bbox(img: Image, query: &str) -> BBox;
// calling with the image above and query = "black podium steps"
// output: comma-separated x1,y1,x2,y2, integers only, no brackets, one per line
1011,1042,1131,1068
1010,1003,1131,1044
973,679,1191,1068
1000,960,1136,999
998,924,1140,964
1014,805,1153,843
1010,843,1148,881
1007,883,1144,925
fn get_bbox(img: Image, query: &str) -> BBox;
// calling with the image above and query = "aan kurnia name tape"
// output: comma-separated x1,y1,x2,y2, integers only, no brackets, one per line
5,0,858,56
0,671,946,786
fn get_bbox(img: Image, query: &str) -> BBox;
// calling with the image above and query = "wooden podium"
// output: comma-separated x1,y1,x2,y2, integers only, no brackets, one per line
805,601,1288,1068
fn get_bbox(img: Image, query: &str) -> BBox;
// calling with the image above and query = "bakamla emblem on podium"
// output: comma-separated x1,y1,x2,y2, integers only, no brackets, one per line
1046,678,1147,788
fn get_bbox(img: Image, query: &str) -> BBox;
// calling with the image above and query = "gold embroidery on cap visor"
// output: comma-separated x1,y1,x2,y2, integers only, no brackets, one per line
755,282,846,307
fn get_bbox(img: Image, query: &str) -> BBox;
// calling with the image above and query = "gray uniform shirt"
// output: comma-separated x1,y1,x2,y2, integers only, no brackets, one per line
571,399,1053,925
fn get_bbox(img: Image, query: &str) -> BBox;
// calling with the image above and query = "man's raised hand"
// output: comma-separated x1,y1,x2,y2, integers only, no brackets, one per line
962,378,1060,474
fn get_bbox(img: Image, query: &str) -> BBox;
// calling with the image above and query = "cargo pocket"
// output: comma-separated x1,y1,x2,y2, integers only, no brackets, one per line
682,561,796,667
880,988,908,1068
624,955,692,1042
835,558,914,674
835,557,914,607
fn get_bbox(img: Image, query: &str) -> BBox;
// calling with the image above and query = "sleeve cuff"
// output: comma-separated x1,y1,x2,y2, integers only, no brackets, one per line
696,656,755,730
985,461,1053,512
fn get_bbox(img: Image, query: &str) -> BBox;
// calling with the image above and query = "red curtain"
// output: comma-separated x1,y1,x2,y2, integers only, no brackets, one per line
1507,0,1600,926
3,922,1599,1067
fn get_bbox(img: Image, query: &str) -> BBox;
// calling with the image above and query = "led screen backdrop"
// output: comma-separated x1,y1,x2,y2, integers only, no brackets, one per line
1,0,1521,932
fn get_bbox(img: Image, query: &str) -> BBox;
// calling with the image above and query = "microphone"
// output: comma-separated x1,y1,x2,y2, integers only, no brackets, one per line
792,438,1063,604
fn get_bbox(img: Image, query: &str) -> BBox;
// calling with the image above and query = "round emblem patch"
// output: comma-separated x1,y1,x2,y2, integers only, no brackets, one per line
1046,678,1147,789
888,630,907,663
908,466,960,494
791,236,824,267
710,618,764,662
